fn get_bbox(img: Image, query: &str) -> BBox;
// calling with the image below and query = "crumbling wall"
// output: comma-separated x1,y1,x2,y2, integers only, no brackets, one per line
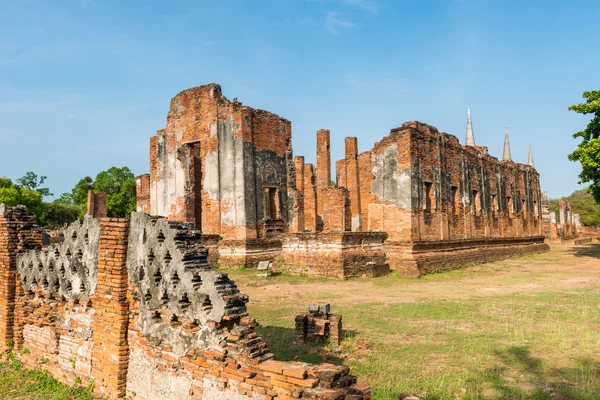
327,121,548,276
0,205,370,399
143,84,292,243
136,174,151,214
87,191,107,218
278,231,388,279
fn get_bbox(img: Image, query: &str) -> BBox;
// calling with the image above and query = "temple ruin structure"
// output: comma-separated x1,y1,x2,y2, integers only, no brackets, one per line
136,84,549,277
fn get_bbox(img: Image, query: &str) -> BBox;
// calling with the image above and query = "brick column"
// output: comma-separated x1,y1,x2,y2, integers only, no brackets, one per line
0,205,42,352
135,174,151,214
316,129,331,216
345,137,362,231
91,218,130,398
329,314,342,346
303,164,318,232
335,159,346,188
294,156,305,193
87,191,108,218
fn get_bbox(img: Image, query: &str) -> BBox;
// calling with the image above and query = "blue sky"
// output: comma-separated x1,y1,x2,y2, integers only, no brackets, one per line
1,0,599,199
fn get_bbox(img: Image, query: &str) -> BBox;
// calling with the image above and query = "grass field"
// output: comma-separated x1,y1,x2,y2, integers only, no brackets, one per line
229,243,600,400
1,243,598,399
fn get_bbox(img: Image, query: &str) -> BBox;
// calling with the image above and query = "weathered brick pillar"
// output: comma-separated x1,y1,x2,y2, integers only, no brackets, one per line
91,218,130,398
290,156,307,234
135,174,151,214
294,156,305,193
345,137,362,231
329,314,343,346
335,159,346,188
316,129,331,216
550,212,558,238
87,190,108,218
0,205,42,352
321,187,351,232
304,164,318,232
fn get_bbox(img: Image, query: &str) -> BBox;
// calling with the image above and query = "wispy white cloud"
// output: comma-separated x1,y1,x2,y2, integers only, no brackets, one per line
324,11,357,34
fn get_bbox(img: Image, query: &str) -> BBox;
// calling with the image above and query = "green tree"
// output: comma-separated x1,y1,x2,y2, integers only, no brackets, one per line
54,192,74,205
0,178,44,217
70,167,137,218
16,172,53,199
40,202,80,228
568,90,600,203
567,189,600,226
71,176,93,207
0,178,12,189
547,188,600,227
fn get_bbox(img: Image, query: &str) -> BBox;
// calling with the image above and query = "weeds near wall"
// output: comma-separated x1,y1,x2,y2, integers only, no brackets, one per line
0,351,94,399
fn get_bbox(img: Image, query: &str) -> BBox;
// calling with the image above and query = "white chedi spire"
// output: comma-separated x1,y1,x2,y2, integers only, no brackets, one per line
466,105,475,146
528,144,535,168
502,127,512,161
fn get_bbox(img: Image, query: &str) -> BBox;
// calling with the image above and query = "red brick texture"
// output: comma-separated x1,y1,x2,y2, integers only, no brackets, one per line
91,218,130,398
0,205,42,352
135,174,151,214
133,84,548,279
86,190,108,219
0,207,370,399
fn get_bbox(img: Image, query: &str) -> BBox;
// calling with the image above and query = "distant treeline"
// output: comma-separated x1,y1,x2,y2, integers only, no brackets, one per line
0,167,136,228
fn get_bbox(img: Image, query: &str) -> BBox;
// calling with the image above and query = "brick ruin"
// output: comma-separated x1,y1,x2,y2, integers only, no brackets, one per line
295,305,343,346
0,204,371,399
541,195,598,244
136,84,549,277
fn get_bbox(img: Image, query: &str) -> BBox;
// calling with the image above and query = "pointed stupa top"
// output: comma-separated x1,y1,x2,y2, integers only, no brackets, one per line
502,127,512,161
465,105,475,146
528,144,535,168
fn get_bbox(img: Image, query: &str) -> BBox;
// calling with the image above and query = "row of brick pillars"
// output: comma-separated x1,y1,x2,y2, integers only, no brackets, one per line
294,130,363,233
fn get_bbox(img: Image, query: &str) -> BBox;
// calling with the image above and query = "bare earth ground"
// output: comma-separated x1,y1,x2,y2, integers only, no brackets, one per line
227,244,600,400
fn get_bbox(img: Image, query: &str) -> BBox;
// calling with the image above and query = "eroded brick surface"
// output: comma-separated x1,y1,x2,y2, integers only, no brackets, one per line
0,206,370,399
134,85,549,279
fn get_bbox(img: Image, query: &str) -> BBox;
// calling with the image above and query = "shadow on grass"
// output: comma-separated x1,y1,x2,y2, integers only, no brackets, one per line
256,325,351,365
481,346,600,400
568,243,600,259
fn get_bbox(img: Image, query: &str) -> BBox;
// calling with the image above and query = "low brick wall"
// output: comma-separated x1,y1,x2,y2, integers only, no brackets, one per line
278,232,389,279
386,236,550,277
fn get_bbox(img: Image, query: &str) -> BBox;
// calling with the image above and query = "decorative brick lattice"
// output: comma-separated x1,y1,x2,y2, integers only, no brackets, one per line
16,216,100,299
127,212,250,355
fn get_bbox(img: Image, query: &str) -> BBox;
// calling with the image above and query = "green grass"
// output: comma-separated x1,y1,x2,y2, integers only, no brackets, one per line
0,353,94,399
234,245,600,399
250,289,600,399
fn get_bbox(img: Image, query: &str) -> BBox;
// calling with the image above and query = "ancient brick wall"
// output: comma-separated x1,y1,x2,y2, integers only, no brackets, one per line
87,190,108,218
136,84,548,278
0,205,370,399
142,84,292,243
136,174,151,214
0,205,43,352
318,121,547,276
320,187,351,232
278,232,388,279
12,215,103,389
